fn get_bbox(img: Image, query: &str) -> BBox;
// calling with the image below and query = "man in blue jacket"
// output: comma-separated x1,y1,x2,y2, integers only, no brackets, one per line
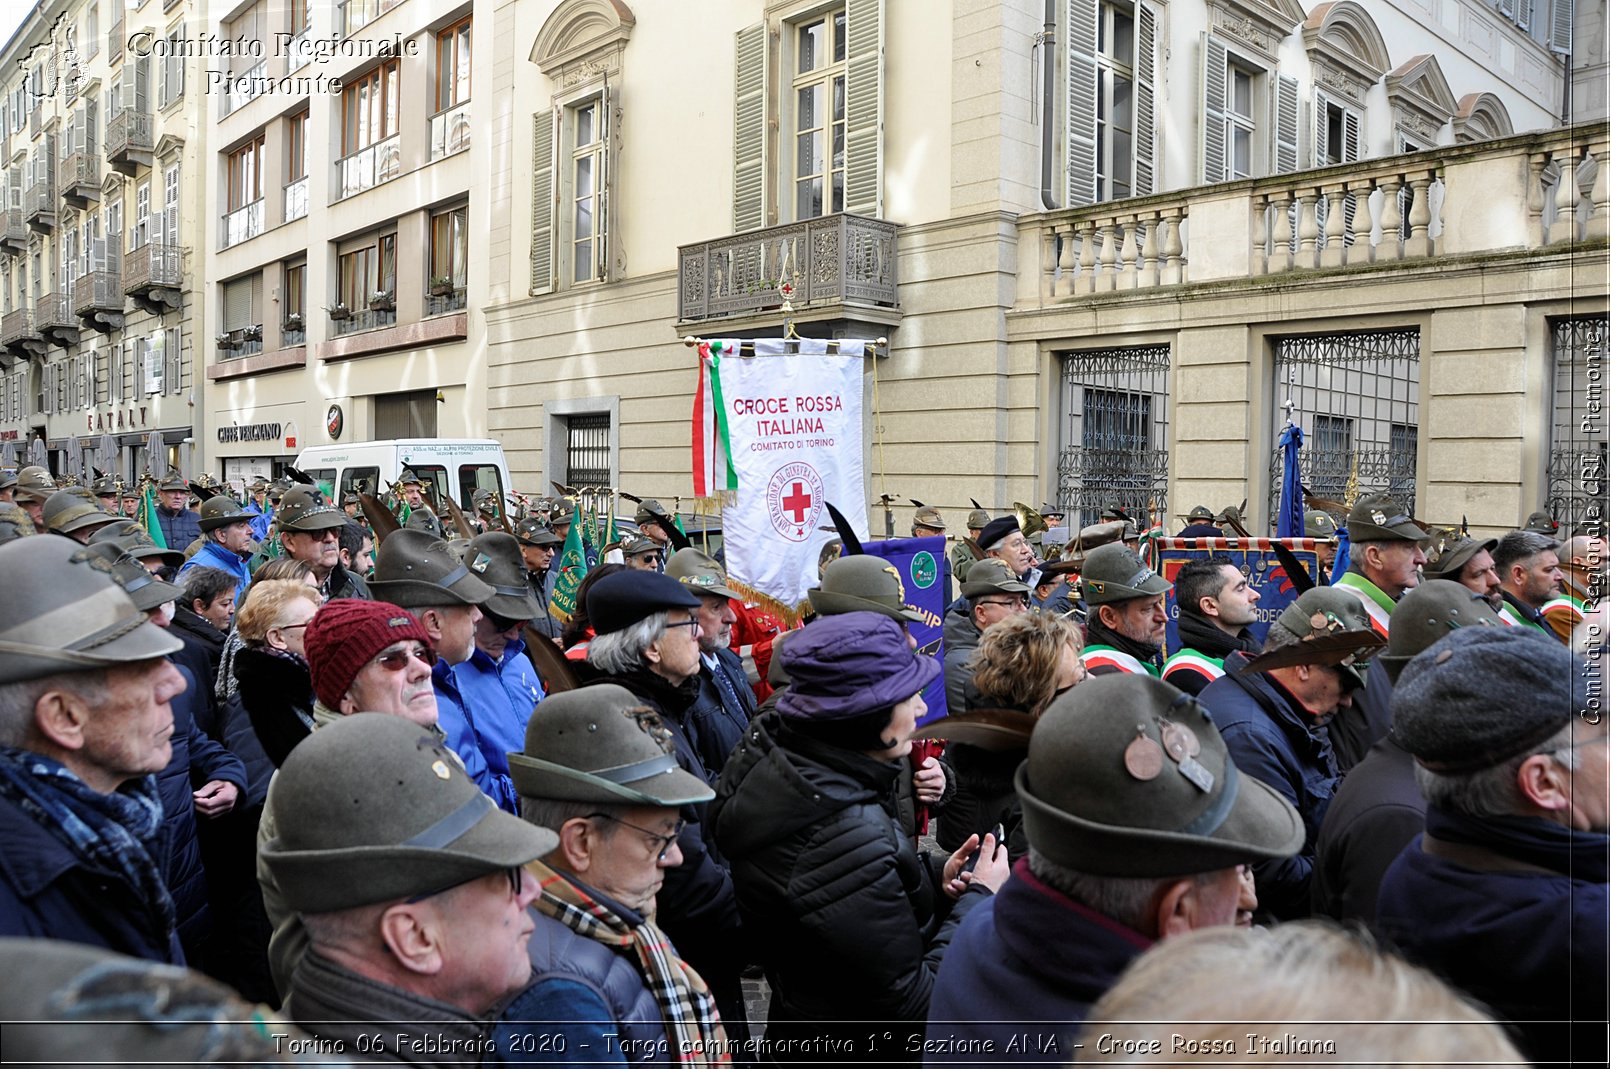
0,536,189,964
1195,587,1383,919
925,674,1303,1063
451,532,547,813
177,497,254,603
152,472,201,551
1376,627,1607,1067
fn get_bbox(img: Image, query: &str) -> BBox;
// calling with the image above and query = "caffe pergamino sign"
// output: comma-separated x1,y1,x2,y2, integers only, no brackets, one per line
218,422,283,443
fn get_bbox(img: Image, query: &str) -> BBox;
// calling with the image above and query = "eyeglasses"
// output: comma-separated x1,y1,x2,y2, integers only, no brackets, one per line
372,644,438,671
977,597,1028,609
664,619,701,633
588,812,685,860
276,621,311,633
405,865,524,904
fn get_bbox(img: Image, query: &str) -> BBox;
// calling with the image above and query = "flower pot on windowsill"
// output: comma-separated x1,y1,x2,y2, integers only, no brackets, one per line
282,316,303,331
329,306,351,321
429,282,455,297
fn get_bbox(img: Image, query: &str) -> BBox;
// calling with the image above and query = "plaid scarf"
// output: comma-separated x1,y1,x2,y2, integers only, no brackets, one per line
528,860,729,1065
0,746,176,950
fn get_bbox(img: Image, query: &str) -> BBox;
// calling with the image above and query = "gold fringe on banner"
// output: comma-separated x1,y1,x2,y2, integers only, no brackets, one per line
725,576,809,629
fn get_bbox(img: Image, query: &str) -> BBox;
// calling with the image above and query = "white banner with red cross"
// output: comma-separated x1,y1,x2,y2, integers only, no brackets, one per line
706,338,868,615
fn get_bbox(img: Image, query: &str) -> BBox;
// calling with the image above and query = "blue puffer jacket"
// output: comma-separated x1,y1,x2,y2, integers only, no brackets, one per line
154,505,201,552
1196,651,1337,919
156,663,247,968
1376,806,1609,1066
494,882,676,1065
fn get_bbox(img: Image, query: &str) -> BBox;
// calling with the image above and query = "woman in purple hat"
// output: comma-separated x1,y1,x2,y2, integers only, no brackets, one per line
709,611,1009,1064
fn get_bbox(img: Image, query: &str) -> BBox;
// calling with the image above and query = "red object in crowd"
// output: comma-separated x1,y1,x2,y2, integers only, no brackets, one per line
730,599,786,702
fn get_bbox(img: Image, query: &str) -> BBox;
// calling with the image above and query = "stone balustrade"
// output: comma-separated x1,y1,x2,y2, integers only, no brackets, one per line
1023,120,1607,304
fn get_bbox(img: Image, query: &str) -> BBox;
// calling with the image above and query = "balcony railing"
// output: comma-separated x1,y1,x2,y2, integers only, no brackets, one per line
0,308,41,352
336,134,401,199
109,17,124,64
425,287,467,316
107,109,154,175
282,324,307,346
430,101,471,160
216,326,264,359
61,151,101,207
677,213,900,322
223,61,267,116
284,177,308,222
73,263,124,321
123,241,184,294
339,0,405,37
36,290,78,346
331,307,397,336
221,200,264,249
25,176,56,232
1022,121,1610,301
0,208,25,253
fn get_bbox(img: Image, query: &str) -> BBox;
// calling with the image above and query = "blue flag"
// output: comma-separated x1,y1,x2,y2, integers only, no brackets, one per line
1277,422,1305,539
861,535,950,726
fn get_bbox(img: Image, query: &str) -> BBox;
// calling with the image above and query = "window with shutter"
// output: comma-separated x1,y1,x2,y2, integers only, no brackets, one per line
1066,0,1098,207
163,164,179,249
1199,34,1228,184
143,332,161,395
1133,3,1156,197
1272,76,1298,174
529,109,556,295
222,277,252,331
1551,0,1574,53
841,0,882,219
560,92,613,285
165,327,180,395
732,23,767,231
1313,90,1361,168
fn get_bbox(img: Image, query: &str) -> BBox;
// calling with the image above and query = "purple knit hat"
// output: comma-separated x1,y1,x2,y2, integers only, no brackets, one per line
775,611,939,722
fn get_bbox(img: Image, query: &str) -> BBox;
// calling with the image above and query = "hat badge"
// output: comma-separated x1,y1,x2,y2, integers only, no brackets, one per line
1371,510,1386,525
882,564,907,602
430,760,451,780
627,706,675,754
469,552,492,574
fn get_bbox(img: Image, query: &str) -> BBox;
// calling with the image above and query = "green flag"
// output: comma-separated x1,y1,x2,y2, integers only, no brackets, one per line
140,484,167,549
548,519,589,623
673,512,687,537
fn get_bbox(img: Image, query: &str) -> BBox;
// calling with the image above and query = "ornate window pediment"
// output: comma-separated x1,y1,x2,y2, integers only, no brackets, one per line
530,0,635,87
1452,92,1514,143
1205,0,1303,64
1386,54,1456,145
1302,0,1389,107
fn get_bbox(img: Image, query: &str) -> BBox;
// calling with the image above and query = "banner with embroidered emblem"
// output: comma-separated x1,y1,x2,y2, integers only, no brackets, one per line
861,534,950,725
1154,537,1323,657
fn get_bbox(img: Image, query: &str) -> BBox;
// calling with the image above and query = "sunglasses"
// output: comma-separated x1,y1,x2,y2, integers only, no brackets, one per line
588,813,685,861
372,644,438,671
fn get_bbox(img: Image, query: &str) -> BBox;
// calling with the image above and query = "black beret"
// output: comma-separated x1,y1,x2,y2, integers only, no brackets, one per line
977,516,1020,551
585,570,701,636
1392,627,1586,774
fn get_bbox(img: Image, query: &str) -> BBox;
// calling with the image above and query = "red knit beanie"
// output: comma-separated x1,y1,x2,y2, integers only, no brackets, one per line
305,599,434,710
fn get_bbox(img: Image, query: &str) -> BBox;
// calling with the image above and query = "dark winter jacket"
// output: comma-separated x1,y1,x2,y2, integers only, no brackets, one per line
1196,653,1337,919
0,787,184,965
232,644,316,771
583,666,747,993
169,606,228,700
1310,733,1423,926
156,663,248,969
323,561,371,602
1325,656,1393,773
924,858,1151,1063
154,505,202,554
1376,806,1609,1066
940,602,982,715
933,741,1027,859
710,711,992,1062
685,647,757,781
495,879,676,1065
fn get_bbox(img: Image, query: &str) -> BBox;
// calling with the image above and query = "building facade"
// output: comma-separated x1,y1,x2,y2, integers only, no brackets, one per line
1,0,209,481
202,0,483,485
481,0,1606,537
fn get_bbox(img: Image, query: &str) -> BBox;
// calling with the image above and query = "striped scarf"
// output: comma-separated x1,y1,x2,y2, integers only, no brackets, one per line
0,746,176,951
528,860,728,1065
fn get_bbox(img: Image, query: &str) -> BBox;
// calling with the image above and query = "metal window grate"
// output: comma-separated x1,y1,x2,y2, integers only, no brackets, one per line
1269,327,1420,522
566,412,612,489
1058,345,1171,529
1548,316,1608,534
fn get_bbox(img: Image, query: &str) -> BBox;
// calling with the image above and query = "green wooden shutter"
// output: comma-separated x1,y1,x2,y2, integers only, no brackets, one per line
843,0,883,218
1199,34,1227,184
1065,0,1097,206
732,22,767,231
529,108,556,296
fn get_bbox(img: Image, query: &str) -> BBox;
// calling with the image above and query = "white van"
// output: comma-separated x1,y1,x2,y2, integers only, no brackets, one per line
294,439,514,510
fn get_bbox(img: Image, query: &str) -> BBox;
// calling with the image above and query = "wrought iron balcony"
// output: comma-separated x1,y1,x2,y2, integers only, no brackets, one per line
74,264,125,333
0,308,44,357
107,109,155,176
677,213,899,323
123,242,184,314
36,291,79,347
61,151,101,208
0,208,25,254
25,176,56,233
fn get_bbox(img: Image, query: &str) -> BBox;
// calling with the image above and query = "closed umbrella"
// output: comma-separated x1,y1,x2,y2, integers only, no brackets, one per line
1,440,15,468
146,431,164,477
65,436,83,483
28,435,45,469
97,432,117,478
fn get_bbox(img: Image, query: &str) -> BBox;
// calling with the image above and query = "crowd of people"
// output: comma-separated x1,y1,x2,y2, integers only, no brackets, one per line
0,458,1603,1066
